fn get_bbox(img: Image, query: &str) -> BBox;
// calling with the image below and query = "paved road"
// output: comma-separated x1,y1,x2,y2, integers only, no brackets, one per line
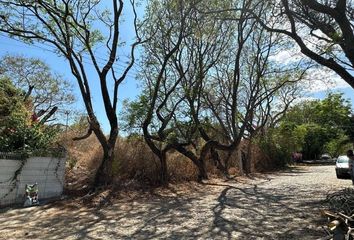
0,165,352,239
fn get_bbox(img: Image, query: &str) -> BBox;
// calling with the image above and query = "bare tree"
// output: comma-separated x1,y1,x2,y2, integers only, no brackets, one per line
197,0,310,175
0,0,142,186
245,0,354,89
167,1,237,180
139,0,193,185
241,73,307,173
135,0,239,182
133,0,308,181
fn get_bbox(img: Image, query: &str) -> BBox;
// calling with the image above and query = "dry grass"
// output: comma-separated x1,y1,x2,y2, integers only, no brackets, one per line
114,137,201,184
57,131,102,191
58,131,278,191
113,137,160,184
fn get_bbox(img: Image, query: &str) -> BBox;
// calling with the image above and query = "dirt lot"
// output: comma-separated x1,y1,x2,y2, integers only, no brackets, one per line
0,165,352,240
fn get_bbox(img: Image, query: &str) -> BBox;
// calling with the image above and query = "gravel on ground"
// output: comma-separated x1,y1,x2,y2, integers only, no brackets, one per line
0,165,352,240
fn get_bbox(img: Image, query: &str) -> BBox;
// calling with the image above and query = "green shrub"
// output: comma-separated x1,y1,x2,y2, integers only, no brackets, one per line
0,78,59,152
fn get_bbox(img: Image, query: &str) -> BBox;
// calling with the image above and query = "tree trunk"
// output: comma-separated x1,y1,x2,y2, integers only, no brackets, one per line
245,140,253,175
237,146,245,176
171,143,208,182
211,147,228,175
89,114,118,188
39,106,58,124
224,150,233,173
94,146,114,187
159,153,168,186
197,158,208,182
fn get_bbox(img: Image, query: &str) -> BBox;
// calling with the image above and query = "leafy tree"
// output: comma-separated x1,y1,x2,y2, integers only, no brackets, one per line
129,0,308,182
140,0,196,184
0,0,142,186
346,115,354,145
302,123,331,159
277,122,306,153
277,93,353,159
191,0,307,175
0,78,58,151
0,77,24,120
325,131,351,157
0,55,74,123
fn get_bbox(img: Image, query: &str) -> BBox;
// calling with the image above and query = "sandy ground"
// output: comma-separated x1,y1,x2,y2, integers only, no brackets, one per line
0,165,352,240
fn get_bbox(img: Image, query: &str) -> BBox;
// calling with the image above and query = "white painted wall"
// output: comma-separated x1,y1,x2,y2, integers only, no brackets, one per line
0,155,66,207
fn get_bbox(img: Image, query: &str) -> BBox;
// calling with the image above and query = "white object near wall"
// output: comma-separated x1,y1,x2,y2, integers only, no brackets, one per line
0,155,66,207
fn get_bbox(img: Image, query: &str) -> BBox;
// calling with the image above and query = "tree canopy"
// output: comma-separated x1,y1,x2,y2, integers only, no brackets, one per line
0,0,142,186
120,0,309,182
0,54,74,123
252,0,354,89
0,77,58,151
276,93,353,159
0,0,353,187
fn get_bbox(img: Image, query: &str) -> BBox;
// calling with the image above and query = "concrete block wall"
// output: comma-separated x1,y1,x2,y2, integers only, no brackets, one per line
0,155,66,207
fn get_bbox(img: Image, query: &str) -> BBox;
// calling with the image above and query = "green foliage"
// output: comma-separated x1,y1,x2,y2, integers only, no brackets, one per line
301,123,331,159
346,116,354,143
324,131,351,157
0,77,25,118
258,129,292,167
0,78,59,152
0,55,75,122
313,93,351,127
275,93,353,159
276,122,306,153
120,94,149,134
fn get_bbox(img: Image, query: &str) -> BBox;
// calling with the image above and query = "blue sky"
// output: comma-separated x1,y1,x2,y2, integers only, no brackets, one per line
1,33,354,133
2,30,353,134
0,33,141,133
0,2,353,134
312,88,354,104
0,2,144,134
303,71,354,106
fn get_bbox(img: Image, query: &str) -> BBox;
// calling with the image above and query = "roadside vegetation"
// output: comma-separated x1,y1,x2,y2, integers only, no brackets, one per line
1,1,354,238
0,0,353,189
0,55,74,152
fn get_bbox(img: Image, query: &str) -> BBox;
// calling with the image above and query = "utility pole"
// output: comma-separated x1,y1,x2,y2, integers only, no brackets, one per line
64,111,70,141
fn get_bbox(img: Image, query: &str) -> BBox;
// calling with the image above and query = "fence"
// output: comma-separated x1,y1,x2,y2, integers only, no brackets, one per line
0,151,66,207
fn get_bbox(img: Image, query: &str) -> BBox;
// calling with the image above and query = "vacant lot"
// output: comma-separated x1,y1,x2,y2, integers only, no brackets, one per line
0,165,351,240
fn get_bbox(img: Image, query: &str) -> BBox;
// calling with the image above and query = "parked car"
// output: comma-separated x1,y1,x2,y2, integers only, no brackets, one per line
335,155,351,179
320,153,332,161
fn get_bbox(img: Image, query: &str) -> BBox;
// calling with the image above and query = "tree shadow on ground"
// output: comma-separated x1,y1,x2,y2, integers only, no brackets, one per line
0,167,333,239
206,182,326,240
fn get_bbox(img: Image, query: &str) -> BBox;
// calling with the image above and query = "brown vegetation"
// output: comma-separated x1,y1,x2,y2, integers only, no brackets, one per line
59,130,281,192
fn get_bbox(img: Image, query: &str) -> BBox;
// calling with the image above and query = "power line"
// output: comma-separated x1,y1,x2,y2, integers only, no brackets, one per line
0,33,133,67
0,33,139,78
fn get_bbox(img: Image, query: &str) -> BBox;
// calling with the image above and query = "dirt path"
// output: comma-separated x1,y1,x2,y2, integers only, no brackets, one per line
0,165,352,240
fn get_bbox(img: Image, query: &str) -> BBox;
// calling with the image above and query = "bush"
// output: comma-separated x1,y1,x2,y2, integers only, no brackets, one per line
0,78,58,152
257,132,291,169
